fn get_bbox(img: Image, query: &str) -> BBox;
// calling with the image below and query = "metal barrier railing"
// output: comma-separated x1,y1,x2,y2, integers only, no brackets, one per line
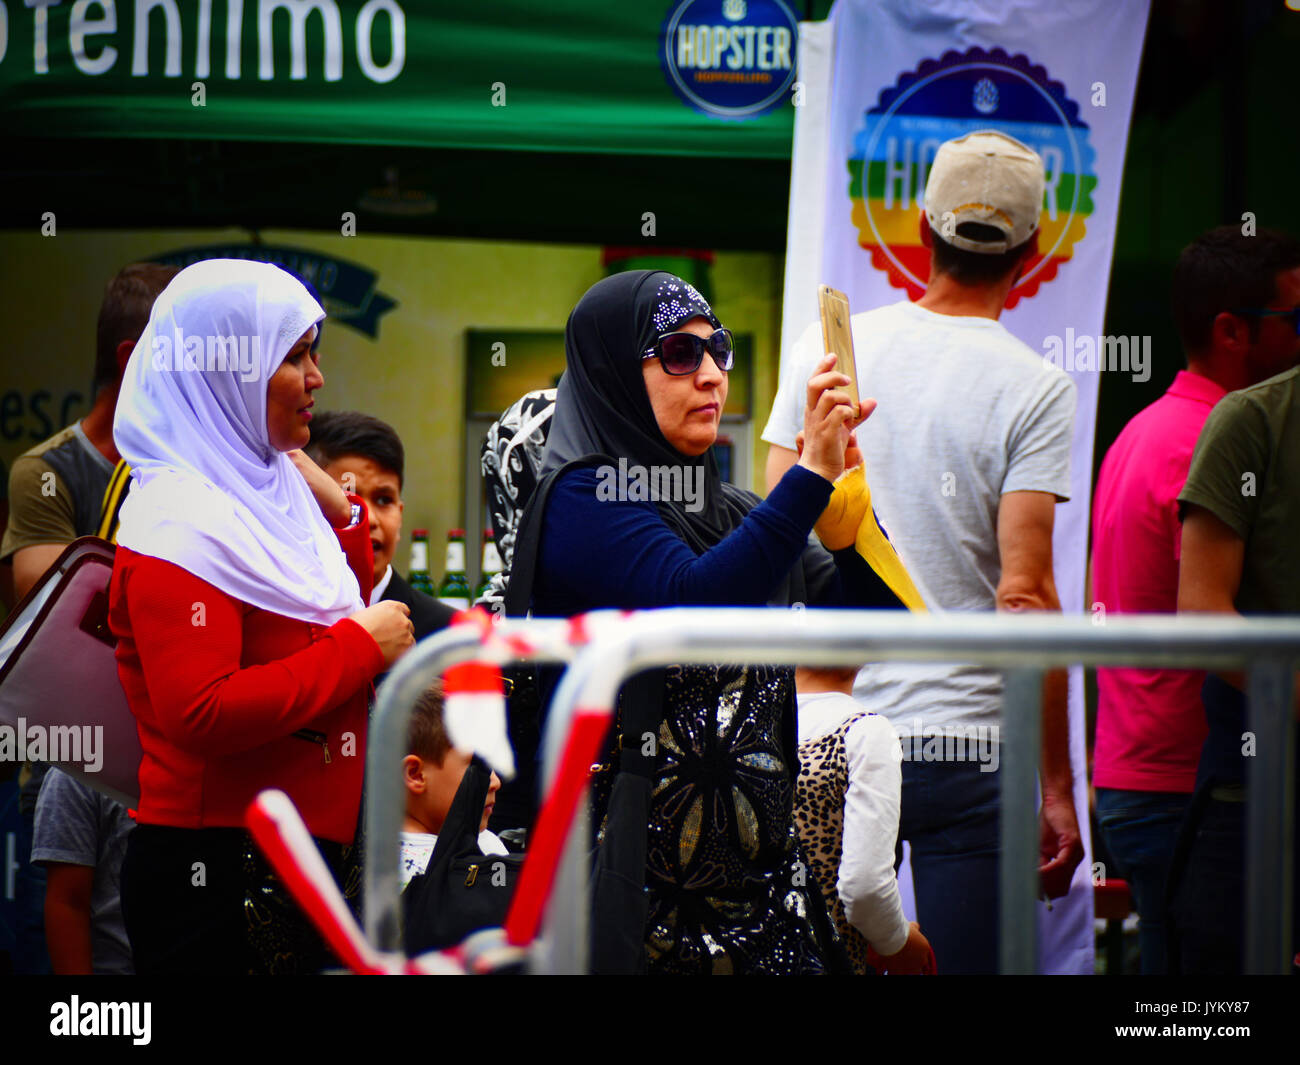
364,615,587,953
367,608,1300,974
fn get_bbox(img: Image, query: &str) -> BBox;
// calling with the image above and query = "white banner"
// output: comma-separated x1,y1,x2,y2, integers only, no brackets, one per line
781,0,1150,973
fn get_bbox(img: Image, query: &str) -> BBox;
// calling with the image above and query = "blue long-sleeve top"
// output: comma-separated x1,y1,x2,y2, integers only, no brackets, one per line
533,462,902,616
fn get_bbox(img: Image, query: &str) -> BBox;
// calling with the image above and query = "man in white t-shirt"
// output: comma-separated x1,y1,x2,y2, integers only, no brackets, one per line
763,131,1083,973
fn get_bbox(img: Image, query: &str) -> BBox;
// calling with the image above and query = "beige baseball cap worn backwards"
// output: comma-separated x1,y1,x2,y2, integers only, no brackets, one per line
922,130,1046,254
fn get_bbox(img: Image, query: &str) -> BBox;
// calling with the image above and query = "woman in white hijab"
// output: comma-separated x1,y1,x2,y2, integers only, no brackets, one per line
109,259,414,975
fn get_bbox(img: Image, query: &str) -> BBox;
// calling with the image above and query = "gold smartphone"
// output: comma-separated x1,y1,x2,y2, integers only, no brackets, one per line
817,284,859,416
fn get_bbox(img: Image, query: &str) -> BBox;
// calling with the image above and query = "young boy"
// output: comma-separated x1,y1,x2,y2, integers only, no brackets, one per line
306,410,456,641
400,681,506,892
31,767,135,974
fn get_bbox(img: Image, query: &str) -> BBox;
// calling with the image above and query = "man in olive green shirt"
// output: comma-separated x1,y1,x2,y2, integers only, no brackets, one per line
1,263,178,605
1174,358,1300,973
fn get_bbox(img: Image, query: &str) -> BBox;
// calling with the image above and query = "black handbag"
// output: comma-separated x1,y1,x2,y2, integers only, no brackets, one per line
487,664,542,839
587,669,666,974
401,759,524,955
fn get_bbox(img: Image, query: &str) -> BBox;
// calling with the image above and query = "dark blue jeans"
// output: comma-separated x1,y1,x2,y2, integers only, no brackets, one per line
1167,794,1246,974
1095,787,1190,974
1168,675,1300,973
900,757,1001,974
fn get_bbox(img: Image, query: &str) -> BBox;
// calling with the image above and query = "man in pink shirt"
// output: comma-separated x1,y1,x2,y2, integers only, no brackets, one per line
1091,226,1300,973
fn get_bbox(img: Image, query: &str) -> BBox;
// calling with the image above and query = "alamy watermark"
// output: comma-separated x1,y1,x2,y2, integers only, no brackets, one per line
1042,329,1151,383
0,718,103,772
50,996,150,1045
151,332,261,382
595,457,704,514
897,719,1000,772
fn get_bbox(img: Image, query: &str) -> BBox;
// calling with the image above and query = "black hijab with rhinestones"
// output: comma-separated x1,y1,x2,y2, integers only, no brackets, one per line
540,269,754,551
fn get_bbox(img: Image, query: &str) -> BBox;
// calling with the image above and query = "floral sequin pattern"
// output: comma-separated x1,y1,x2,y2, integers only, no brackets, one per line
649,278,719,337
639,663,828,974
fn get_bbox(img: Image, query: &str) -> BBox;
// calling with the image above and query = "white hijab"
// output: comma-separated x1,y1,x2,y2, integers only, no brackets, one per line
113,259,363,625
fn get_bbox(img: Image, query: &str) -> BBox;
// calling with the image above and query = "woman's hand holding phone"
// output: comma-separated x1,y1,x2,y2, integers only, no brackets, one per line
796,354,874,483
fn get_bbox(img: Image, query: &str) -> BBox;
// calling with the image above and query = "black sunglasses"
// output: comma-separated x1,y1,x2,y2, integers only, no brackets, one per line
1231,307,1300,335
642,328,735,375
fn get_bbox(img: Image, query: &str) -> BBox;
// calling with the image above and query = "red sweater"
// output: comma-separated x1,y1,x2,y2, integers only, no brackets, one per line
109,501,383,843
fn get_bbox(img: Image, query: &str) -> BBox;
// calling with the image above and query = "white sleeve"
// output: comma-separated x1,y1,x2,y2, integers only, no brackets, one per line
1002,369,1076,500
760,319,821,450
838,714,909,956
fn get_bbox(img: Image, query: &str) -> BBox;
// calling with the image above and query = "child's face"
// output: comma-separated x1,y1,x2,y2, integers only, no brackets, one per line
406,748,501,836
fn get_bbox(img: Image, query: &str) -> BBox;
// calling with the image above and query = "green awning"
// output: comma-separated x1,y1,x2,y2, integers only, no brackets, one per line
0,1,801,158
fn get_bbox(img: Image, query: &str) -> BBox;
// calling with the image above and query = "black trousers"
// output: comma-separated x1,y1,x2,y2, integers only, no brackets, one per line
121,824,345,975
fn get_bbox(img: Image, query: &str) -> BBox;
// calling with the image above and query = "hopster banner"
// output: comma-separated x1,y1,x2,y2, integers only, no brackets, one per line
780,0,1150,973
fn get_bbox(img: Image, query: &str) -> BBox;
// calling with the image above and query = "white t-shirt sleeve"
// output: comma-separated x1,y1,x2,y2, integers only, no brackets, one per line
1001,369,1076,500
839,713,909,956
761,320,822,451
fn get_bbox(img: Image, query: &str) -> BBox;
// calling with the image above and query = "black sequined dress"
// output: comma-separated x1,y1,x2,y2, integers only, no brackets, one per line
594,663,830,975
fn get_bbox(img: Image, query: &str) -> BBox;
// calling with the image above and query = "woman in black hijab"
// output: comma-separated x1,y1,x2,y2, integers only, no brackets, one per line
507,271,904,974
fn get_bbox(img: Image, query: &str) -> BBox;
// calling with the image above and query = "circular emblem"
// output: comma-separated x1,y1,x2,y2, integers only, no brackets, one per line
848,47,1096,307
659,0,799,121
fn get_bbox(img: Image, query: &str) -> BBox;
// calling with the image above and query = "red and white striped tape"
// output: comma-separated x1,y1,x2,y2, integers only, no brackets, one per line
443,659,515,779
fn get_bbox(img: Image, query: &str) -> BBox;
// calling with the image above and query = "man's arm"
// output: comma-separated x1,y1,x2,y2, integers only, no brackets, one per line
761,324,822,495
4,457,76,601
765,443,798,495
42,863,95,974
1178,503,1246,691
996,490,1082,897
12,544,66,602
996,490,1070,789
1177,503,1244,616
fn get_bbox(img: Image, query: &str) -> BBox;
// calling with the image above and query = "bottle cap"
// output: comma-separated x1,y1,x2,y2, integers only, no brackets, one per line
449,528,466,538
412,528,429,538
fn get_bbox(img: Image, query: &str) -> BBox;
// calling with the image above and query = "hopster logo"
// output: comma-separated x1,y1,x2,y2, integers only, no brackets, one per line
0,718,103,772
1041,330,1151,382
50,997,150,1045
151,333,261,383
659,0,799,120
595,458,705,514
899,720,999,772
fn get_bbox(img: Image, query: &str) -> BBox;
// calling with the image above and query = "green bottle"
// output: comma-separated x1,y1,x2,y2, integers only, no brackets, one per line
408,529,436,596
475,528,503,602
437,528,472,611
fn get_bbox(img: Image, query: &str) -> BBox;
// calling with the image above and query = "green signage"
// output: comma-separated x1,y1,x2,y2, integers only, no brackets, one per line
150,243,396,337
0,1,798,158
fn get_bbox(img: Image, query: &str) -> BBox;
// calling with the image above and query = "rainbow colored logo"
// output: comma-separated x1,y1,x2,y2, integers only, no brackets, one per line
848,48,1095,308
